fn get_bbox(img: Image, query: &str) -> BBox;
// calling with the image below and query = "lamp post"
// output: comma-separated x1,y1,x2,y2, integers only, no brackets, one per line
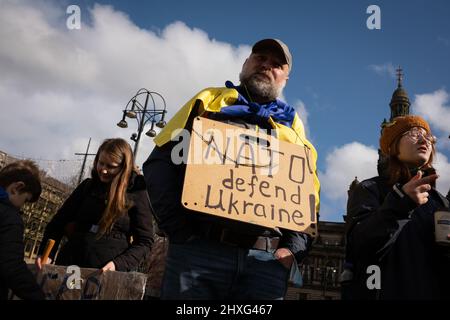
75,137,96,185
117,88,167,157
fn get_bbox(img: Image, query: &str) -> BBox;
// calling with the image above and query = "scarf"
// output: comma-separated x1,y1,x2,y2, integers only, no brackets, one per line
0,186,9,200
209,81,295,128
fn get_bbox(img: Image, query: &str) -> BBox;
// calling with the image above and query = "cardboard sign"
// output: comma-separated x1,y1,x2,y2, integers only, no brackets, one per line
182,117,317,236
28,264,147,300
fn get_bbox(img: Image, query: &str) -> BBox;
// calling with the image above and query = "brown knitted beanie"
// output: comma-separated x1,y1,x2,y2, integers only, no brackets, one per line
380,115,431,155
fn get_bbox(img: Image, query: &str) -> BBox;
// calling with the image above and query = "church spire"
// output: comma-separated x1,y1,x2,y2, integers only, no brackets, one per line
396,66,403,88
388,66,410,121
378,66,411,176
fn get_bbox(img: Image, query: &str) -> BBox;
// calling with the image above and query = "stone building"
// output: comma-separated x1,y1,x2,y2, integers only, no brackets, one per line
285,220,346,300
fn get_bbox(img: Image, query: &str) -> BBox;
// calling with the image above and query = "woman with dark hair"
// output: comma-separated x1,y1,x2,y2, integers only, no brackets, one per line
345,115,450,299
36,138,154,272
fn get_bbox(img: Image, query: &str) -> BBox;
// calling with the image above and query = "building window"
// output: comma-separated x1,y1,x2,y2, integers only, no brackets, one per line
24,241,33,254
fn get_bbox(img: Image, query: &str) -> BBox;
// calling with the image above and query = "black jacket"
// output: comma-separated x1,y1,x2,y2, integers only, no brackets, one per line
39,174,154,271
0,199,45,300
143,108,311,263
346,176,450,299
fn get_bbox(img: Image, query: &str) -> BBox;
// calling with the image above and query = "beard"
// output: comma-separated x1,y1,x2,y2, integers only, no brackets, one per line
239,72,284,102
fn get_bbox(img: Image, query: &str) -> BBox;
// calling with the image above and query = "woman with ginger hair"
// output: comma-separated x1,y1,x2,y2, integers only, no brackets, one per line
345,115,450,299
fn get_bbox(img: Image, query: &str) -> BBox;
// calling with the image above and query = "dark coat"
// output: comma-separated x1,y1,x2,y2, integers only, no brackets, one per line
346,175,450,299
0,199,45,300
39,174,154,271
142,102,311,263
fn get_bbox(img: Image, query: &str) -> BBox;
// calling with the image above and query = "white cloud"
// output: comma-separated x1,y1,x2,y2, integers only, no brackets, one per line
319,142,450,221
368,62,396,78
320,142,379,201
0,0,252,179
411,91,450,196
319,142,378,220
413,89,450,152
434,152,450,196
294,100,309,135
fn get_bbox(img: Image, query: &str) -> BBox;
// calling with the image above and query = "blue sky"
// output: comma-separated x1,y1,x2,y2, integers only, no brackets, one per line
1,0,449,222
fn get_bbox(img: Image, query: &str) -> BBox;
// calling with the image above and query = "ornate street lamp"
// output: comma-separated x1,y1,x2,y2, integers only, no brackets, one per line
117,88,167,157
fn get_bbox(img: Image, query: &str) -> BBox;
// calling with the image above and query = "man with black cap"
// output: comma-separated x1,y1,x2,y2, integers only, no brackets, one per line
143,39,320,299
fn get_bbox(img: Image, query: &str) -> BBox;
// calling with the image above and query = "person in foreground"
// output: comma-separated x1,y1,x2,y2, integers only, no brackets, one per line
0,160,45,300
143,38,320,299
36,138,154,273
346,115,450,299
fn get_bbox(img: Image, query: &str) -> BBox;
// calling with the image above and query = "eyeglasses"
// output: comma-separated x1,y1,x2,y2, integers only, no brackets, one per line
402,128,436,146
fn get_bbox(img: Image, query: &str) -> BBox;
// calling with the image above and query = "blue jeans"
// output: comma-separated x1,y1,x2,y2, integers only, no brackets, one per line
161,236,291,300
